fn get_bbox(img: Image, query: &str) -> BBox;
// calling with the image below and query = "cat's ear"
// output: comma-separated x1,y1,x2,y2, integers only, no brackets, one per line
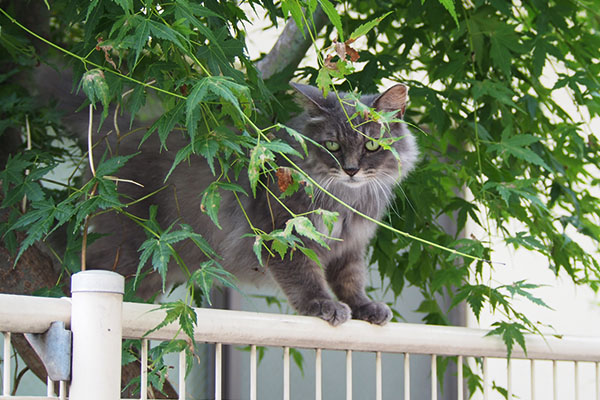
290,82,329,117
373,84,408,118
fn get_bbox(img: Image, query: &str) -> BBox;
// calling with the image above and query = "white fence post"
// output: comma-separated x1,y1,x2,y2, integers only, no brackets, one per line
70,270,124,400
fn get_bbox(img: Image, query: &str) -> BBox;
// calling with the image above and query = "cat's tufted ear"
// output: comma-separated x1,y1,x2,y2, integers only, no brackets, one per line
290,82,330,117
373,84,408,118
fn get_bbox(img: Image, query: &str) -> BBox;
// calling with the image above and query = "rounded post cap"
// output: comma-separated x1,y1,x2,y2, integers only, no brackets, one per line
71,270,125,294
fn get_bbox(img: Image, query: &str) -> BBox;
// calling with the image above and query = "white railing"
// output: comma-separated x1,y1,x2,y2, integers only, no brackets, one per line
2,270,600,399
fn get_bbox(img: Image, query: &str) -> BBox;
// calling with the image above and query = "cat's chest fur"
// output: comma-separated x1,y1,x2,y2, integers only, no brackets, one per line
312,211,376,251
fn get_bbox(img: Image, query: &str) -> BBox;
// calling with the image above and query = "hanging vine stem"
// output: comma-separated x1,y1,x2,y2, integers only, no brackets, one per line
281,150,501,265
0,8,186,101
462,8,494,262
251,121,500,265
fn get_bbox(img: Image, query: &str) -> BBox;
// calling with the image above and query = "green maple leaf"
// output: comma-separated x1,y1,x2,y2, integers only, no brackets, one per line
284,216,329,248
487,321,528,359
488,135,551,171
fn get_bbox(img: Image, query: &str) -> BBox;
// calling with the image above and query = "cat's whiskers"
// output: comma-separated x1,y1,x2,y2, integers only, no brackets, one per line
370,176,390,203
379,174,400,200
312,175,336,209
379,171,399,185
366,180,380,209
377,175,394,198
374,178,390,205
378,171,414,220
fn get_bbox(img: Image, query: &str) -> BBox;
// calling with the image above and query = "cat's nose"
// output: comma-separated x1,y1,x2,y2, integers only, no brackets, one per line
343,167,359,177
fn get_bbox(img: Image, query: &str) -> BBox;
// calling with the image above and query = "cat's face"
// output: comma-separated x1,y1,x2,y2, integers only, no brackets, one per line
306,112,404,188
287,83,418,213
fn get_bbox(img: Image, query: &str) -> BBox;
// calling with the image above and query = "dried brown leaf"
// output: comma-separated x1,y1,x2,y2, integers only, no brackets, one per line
96,38,119,71
345,44,360,62
276,168,293,192
334,42,346,60
324,54,338,70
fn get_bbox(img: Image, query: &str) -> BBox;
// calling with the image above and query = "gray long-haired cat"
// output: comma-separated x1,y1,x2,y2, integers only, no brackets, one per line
38,67,418,325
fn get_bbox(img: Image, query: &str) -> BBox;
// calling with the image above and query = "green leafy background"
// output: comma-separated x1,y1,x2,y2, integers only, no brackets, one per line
0,0,599,371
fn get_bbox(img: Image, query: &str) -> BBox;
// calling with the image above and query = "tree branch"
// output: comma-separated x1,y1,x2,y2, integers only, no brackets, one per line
256,8,328,80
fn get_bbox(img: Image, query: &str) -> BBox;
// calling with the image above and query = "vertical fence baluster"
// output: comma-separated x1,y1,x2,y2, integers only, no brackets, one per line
215,343,222,400
575,361,580,400
250,345,257,400
283,347,290,400
3,332,10,396
404,353,410,400
59,380,66,400
179,350,186,400
457,356,463,400
507,358,512,400
483,357,489,400
531,360,536,400
315,349,322,400
47,376,55,397
553,360,558,400
376,351,382,400
431,354,437,400
346,350,352,400
596,362,599,400
141,339,148,400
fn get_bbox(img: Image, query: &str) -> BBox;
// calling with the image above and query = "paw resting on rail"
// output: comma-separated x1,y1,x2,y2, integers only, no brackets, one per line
305,298,352,326
351,301,392,325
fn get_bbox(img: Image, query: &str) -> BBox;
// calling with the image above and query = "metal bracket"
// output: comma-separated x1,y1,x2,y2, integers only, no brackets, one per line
24,321,72,381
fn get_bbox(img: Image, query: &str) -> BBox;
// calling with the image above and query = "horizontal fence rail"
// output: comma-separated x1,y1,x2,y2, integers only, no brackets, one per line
124,302,600,362
2,293,599,362
2,269,600,400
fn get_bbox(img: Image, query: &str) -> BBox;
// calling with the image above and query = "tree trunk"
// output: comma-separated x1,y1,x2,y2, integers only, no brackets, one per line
0,203,179,398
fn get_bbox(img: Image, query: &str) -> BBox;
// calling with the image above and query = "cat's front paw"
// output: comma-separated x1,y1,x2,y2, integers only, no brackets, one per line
304,298,351,326
352,302,392,325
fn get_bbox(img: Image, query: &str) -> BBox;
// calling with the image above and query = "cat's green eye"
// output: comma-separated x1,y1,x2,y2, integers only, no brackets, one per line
365,140,381,152
325,141,340,152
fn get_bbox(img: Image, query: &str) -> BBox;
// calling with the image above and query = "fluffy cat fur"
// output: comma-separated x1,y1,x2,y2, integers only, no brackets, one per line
35,66,419,325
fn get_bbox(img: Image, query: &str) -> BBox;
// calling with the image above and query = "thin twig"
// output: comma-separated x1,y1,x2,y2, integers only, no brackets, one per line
10,347,27,396
87,104,96,177
81,104,98,271
21,114,32,213
113,79,156,151
80,182,97,272
104,175,144,187
11,366,30,396
113,102,121,145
